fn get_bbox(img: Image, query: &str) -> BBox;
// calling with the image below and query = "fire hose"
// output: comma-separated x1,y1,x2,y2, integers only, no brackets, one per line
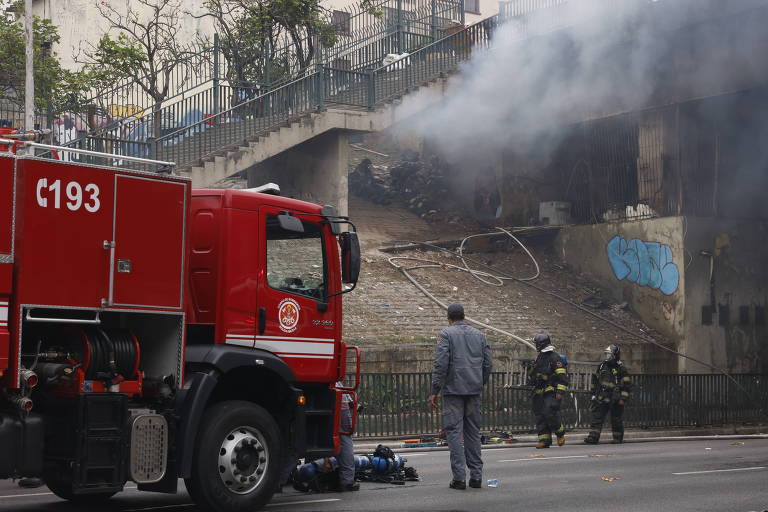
386,228,747,392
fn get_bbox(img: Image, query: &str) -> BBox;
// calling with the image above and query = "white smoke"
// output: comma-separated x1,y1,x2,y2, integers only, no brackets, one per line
396,0,688,162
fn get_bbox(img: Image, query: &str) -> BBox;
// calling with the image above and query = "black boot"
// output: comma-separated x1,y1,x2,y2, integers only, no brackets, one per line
583,436,599,445
611,433,624,444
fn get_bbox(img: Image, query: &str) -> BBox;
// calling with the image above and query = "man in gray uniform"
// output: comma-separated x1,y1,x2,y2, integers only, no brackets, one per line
428,304,492,490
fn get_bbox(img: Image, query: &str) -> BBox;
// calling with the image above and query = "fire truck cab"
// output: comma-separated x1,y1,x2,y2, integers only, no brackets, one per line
0,141,360,512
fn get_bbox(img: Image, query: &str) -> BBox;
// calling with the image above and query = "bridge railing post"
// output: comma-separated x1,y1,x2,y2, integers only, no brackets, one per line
316,65,325,110
367,69,375,110
212,33,220,126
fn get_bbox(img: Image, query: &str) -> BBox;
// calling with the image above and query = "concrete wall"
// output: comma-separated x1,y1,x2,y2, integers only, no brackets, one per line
246,130,351,216
554,218,685,347
682,218,768,374
32,0,212,71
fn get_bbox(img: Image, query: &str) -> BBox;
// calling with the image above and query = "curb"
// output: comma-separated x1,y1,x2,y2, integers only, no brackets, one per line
353,428,768,454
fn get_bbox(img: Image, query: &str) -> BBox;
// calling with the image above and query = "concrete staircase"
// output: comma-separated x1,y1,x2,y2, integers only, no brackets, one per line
176,74,450,187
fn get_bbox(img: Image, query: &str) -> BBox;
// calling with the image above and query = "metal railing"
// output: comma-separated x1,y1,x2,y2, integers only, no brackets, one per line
146,15,496,169
354,372,768,437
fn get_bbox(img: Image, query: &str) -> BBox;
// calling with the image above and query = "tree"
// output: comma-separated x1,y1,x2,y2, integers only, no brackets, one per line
79,0,203,137
201,0,342,92
0,12,91,127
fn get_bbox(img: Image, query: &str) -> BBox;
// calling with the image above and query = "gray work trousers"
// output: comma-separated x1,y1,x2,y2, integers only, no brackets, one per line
338,404,355,485
443,394,483,482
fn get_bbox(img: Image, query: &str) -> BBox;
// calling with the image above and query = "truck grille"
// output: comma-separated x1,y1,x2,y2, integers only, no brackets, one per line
130,414,168,484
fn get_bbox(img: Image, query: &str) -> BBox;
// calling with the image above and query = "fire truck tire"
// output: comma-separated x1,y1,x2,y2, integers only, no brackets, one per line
185,400,281,512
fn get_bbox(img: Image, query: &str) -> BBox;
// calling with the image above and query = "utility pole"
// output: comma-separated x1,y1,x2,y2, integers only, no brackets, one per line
24,0,35,131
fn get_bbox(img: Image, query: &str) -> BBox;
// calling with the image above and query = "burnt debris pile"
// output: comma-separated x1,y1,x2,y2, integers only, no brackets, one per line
349,150,457,222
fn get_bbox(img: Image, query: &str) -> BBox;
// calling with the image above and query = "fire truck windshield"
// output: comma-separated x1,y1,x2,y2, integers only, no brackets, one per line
266,215,326,300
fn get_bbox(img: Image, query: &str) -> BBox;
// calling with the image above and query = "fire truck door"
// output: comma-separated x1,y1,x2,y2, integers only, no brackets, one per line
257,207,338,382
111,175,186,309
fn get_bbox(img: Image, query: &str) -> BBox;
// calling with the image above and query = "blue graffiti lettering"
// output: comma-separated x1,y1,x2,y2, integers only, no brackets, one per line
606,235,679,295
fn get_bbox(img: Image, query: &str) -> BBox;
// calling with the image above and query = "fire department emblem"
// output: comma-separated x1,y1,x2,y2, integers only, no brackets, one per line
278,298,300,333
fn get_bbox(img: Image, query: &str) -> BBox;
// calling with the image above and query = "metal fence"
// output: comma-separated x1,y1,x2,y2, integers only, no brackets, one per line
354,372,768,438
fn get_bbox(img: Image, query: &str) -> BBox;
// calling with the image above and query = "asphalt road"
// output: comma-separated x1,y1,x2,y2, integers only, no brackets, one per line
1,438,767,512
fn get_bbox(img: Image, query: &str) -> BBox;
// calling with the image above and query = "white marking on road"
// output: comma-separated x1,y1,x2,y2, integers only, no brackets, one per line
0,491,54,499
673,466,766,475
0,485,137,500
268,498,342,507
124,504,192,512
499,455,590,462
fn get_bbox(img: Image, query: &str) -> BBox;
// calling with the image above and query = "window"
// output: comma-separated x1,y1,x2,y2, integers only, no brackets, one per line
332,10,351,36
266,216,326,301
464,0,480,14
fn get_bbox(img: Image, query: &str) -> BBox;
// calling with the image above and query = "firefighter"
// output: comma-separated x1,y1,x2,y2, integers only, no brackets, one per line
527,333,568,449
584,344,631,444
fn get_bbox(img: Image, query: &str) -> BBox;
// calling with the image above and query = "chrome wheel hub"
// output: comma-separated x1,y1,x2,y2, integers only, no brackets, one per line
217,426,268,494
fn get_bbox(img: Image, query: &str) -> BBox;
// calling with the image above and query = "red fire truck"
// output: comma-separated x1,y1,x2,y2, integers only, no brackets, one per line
0,140,361,511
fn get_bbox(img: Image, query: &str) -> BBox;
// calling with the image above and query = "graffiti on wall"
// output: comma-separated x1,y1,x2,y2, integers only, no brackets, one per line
606,235,680,295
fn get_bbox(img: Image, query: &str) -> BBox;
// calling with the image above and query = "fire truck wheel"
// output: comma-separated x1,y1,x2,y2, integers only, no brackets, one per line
185,400,281,512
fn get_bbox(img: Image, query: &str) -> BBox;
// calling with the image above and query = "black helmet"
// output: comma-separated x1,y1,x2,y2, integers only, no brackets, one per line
533,333,551,352
604,344,621,362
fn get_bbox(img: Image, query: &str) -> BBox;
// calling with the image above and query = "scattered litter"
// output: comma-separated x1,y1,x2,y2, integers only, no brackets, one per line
601,476,621,482
487,479,499,488
705,448,712,451
611,301,629,311
589,454,615,458
481,432,516,445
582,296,609,309
529,454,545,458
730,441,745,446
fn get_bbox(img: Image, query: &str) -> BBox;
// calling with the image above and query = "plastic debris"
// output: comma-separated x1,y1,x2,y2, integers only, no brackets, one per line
730,441,746,446
601,476,621,482
705,448,712,451
589,454,615,458
487,479,499,488
529,454,545,458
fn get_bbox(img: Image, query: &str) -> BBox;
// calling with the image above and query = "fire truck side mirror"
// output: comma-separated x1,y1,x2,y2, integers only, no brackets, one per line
278,213,304,233
340,232,361,284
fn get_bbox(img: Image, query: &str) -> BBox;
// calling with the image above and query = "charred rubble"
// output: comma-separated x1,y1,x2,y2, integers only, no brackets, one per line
348,150,460,223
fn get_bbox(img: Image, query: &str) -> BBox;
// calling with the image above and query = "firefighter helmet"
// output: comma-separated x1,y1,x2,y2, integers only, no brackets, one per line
604,344,621,362
533,333,551,352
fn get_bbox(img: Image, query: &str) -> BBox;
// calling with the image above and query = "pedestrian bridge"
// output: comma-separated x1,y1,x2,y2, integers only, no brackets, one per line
58,17,496,214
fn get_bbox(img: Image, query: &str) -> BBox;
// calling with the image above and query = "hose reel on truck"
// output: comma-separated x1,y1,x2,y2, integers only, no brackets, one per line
34,326,142,394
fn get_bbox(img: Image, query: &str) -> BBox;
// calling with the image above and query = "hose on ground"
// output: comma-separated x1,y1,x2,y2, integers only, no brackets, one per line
388,256,536,350
387,232,747,392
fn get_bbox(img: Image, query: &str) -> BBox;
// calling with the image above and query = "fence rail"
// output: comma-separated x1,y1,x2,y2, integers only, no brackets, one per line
354,372,768,438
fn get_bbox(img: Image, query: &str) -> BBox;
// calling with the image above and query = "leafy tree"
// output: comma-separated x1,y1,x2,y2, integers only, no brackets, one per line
0,13,91,126
79,0,203,137
201,0,345,92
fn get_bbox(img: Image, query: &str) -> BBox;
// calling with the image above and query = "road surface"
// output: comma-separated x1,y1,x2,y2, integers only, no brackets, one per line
1,438,766,511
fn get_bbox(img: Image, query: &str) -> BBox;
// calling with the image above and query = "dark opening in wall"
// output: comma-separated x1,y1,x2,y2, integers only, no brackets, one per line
718,304,730,326
756,306,766,326
739,305,750,325
701,305,714,325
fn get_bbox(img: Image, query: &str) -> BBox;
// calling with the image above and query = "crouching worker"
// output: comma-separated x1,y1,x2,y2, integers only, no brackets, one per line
528,333,568,448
